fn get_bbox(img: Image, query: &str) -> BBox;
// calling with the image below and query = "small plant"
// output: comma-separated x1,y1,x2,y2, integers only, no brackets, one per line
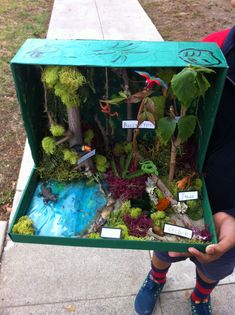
157,65,215,181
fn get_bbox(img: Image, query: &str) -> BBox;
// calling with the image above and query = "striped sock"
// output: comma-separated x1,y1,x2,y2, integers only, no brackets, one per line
191,270,218,303
150,262,170,284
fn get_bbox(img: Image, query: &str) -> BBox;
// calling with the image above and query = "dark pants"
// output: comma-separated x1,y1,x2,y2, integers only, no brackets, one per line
154,247,235,281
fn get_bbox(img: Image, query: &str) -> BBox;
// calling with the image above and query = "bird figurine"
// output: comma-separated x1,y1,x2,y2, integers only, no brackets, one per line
135,71,168,95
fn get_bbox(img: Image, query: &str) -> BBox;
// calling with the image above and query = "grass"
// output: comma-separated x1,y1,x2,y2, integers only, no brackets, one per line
0,0,53,217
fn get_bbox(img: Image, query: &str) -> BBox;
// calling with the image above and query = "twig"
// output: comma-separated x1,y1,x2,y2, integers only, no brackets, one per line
94,114,109,153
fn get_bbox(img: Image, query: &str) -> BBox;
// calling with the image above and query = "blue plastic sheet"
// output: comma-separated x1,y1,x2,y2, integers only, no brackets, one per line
27,180,107,237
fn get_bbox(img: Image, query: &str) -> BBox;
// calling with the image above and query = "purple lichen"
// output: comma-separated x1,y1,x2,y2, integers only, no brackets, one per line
123,214,152,237
192,226,211,242
106,167,147,200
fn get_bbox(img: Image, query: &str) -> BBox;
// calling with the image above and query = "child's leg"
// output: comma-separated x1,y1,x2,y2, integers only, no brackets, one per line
191,268,218,303
135,252,188,315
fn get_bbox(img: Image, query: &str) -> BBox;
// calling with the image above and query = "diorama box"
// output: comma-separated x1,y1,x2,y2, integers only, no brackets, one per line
9,39,227,252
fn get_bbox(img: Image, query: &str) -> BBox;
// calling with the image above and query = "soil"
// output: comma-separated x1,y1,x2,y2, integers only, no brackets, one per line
0,0,234,221
140,0,235,41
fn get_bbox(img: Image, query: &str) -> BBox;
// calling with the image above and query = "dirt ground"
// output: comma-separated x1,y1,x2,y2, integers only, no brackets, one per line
140,0,235,41
0,0,234,220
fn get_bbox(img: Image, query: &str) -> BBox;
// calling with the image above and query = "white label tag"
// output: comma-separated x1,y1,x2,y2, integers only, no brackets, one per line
178,191,199,202
100,227,122,239
164,224,193,239
122,120,155,129
77,149,96,165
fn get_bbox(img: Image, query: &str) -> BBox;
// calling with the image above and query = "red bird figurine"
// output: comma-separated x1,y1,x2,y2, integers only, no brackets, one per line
135,71,168,94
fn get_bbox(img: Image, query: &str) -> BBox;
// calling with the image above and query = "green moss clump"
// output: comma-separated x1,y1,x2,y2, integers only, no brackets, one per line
84,129,94,145
59,67,86,92
43,66,86,108
88,232,100,239
119,201,132,216
12,216,34,235
115,224,129,239
63,149,78,165
130,207,142,219
193,178,202,191
41,136,56,155
60,93,80,108
113,143,125,156
95,154,110,173
42,66,60,89
50,124,65,137
151,211,169,229
186,200,203,220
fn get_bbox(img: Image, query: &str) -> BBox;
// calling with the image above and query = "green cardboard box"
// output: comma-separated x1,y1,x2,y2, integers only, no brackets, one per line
9,39,227,252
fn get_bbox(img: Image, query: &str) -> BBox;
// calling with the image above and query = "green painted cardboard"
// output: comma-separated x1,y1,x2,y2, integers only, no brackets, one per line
9,39,227,251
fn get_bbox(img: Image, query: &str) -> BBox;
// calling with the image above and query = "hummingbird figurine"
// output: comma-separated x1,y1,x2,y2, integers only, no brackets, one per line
135,70,168,95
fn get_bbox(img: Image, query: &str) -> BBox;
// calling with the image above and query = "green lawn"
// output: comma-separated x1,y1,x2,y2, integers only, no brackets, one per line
0,0,53,217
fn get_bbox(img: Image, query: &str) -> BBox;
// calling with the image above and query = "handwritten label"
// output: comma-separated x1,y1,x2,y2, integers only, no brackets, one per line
77,149,96,165
178,191,199,202
164,224,193,239
100,227,122,239
122,120,155,129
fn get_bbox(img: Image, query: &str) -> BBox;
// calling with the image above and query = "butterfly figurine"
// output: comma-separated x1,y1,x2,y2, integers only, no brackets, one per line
135,71,168,95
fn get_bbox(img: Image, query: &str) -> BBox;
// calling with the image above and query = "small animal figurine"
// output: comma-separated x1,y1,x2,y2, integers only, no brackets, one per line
39,184,58,204
135,70,168,94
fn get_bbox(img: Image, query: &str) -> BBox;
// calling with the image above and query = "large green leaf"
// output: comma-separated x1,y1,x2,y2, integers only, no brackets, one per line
151,95,166,120
195,72,211,98
192,65,215,74
171,68,197,107
157,117,177,144
178,115,197,143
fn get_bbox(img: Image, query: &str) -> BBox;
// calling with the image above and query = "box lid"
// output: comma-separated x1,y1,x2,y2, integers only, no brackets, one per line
11,38,227,68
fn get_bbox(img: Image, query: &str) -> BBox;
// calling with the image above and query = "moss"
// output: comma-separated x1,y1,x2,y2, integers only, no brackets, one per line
41,136,56,155
42,66,60,89
115,224,129,239
37,148,82,182
84,129,94,145
62,149,78,165
50,124,65,137
95,154,110,173
88,232,100,239
12,216,34,235
119,201,132,216
130,207,142,219
59,66,86,92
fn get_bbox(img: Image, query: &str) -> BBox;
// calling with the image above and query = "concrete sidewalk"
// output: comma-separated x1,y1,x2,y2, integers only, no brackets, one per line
0,1,235,314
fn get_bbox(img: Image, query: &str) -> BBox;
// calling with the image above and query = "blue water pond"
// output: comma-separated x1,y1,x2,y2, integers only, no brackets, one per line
27,180,107,237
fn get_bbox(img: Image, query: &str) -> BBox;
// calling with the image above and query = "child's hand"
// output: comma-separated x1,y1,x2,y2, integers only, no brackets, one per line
169,212,235,263
188,212,235,263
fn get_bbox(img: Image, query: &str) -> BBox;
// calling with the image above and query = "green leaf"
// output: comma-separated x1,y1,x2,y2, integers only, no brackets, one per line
195,72,211,98
100,96,126,104
191,65,215,74
146,112,155,125
119,91,128,98
171,68,198,107
151,96,166,120
178,115,197,143
157,117,177,144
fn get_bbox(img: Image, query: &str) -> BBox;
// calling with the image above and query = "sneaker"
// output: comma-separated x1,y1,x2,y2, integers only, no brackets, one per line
190,296,213,315
134,271,165,315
